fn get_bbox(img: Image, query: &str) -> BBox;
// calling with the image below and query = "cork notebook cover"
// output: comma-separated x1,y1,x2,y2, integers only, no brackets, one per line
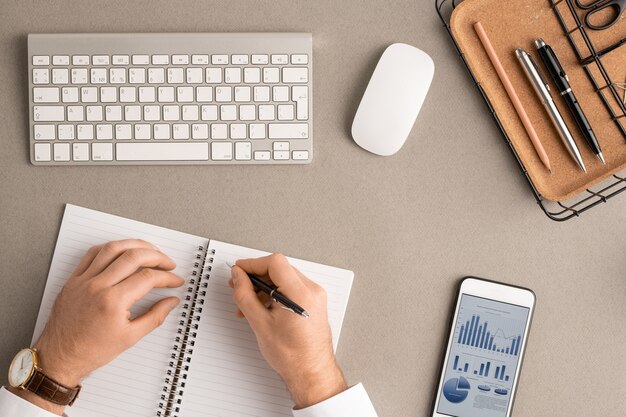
450,0,626,201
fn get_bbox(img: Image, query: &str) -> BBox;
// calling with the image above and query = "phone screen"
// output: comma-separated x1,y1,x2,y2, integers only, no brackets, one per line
436,294,530,417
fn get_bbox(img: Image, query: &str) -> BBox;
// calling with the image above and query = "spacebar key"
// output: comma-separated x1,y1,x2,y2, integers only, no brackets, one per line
116,143,209,161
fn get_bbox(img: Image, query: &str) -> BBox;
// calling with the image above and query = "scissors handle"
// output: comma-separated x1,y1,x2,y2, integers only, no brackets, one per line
584,0,626,30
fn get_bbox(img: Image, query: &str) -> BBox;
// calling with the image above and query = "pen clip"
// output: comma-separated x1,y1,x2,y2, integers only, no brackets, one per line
528,53,550,92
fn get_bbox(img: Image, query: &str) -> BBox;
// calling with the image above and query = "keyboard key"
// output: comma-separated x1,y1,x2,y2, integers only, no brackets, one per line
34,124,55,140
158,86,174,102
259,105,275,121
33,87,60,103
58,125,75,140
86,105,103,121
192,123,209,140
192,55,209,65
93,55,110,66
71,68,88,84
268,123,308,139
282,67,308,83
273,141,290,151
72,55,90,66
273,86,289,102
235,142,252,160
234,86,251,102
273,150,289,160
116,143,209,161
249,123,266,139
73,143,89,161
221,105,237,121
120,87,137,103
34,106,64,122
271,54,288,65
139,87,156,103
225,68,241,84
152,55,169,65
100,87,117,103
52,55,70,66
92,143,113,161
187,68,203,84
196,87,213,102
292,150,309,160
105,105,122,121
129,68,146,84
132,55,150,65
124,105,141,121
291,151,309,161
33,69,49,84
144,105,160,121
212,55,228,65
96,124,113,140
254,86,270,102
182,105,199,121
62,87,79,103
116,124,132,140
81,87,98,103
67,106,84,122
201,105,218,121
54,143,70,161
230,124,246,139
168,68,184,84
134,124,151,140
232,55,249,65
293,86,309,120
77,124,94,140
291,54,308,65
263,68,280,83
215,87,232,102
211,124,228,139
254,150,271,160
148,68,165,84
172,55,189,65
177,86,194,102
163,105,181,121
206,68,222,84
252,54,269,65
112,55,130,65
154,124,171,140
211,142,232,160
244,68,261,84
239,104,255,121
110,68,127,84
173,124,190,139
34,143,51,161
278,104,295,121
52,69,69,84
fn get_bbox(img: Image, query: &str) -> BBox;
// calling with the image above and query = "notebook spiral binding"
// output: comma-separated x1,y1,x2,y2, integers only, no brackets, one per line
157,244,215,417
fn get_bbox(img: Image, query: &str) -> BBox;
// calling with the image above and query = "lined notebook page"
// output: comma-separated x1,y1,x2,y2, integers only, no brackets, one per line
32,204,208,417
179,240,354,417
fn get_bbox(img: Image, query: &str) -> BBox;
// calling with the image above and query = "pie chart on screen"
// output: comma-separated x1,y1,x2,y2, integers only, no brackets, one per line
443,376,471,403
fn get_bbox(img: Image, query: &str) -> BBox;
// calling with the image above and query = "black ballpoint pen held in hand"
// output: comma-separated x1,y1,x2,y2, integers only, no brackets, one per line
227,262,310,318
535,38,606,164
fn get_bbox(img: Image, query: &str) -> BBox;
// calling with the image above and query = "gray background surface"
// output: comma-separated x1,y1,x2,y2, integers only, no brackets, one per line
1,1,624,416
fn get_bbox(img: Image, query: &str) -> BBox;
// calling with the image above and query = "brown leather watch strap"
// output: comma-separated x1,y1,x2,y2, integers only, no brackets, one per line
25,369,81,406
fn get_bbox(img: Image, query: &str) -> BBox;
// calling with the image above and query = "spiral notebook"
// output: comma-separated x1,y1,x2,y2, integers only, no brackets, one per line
32,204,354,417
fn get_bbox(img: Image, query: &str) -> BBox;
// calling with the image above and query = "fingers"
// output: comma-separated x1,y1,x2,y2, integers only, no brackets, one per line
236,254,305,296
231,266,269,324
81,239,161,278
71,244,104,277
115,269,185,306
129,297,180,345
98,247,176,286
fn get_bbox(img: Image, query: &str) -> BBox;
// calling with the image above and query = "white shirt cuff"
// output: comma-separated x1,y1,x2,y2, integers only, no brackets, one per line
292,383,378,417
0,387,62,417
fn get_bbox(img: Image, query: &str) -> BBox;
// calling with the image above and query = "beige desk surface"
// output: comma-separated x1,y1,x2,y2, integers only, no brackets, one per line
1,0,625,415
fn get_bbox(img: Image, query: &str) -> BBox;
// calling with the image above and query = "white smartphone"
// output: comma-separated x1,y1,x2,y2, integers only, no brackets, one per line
431,277,536,417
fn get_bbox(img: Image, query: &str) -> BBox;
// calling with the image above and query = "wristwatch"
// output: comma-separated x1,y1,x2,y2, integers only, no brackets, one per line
8,348,81,406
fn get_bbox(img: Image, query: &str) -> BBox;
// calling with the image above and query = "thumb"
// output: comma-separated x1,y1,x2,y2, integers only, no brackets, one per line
130,297,180,345
231,266,268,324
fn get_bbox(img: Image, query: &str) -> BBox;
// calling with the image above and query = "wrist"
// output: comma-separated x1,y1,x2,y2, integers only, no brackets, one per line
285,361,348,409
33,341,84,387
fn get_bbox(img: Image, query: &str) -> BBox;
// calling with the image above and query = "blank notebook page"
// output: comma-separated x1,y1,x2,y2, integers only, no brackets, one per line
179,239,354,417
32,204,208,417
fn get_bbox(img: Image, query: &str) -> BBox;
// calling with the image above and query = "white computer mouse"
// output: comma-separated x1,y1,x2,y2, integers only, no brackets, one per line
352,43,435,156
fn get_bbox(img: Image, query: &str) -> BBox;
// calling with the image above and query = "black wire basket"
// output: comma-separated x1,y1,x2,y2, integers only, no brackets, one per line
436,0,626,221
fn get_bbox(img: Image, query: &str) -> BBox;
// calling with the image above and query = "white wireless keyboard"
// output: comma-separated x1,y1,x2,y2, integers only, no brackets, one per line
28,33,312,165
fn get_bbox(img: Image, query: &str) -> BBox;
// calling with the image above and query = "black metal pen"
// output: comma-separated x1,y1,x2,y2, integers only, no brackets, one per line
535,38,605,164
227,262,309,318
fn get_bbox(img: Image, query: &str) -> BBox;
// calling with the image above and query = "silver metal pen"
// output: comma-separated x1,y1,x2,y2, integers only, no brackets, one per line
515,48,586,173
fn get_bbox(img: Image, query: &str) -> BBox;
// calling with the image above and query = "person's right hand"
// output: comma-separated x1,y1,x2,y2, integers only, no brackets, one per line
229,254,348,409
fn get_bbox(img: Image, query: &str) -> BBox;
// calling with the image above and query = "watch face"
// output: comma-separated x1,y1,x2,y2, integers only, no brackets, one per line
8,349,35,387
